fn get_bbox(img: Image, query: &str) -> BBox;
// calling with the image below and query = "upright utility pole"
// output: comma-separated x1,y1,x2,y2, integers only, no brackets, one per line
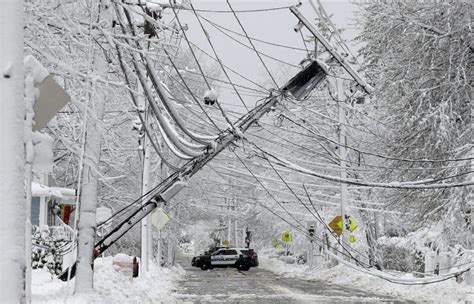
227,218,232,245
234,219,238,248
0,1,26,302
336,78,350,260
141,101,151,273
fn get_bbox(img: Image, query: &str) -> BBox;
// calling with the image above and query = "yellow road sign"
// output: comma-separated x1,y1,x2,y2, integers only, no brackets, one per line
328,215,359,236
223,239,230,247
328,216,343,236
348,217,359,232
281,231,292,242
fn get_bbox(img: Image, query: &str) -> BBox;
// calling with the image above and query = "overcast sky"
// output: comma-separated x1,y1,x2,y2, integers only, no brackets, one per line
166,0,359,112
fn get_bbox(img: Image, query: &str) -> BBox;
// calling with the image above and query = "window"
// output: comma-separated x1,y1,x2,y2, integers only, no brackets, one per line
31,197,40,226
225,250,237,255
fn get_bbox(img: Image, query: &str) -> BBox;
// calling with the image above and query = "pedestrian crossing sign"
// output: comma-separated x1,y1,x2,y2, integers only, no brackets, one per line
281,231,292,242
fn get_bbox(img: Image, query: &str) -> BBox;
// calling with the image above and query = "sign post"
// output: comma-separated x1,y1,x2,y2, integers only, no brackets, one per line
307,221,316,267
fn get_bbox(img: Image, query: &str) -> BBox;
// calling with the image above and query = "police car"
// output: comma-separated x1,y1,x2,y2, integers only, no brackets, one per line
192,247,258,271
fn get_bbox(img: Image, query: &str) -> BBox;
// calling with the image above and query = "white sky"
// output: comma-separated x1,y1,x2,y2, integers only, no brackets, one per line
165,0,359,113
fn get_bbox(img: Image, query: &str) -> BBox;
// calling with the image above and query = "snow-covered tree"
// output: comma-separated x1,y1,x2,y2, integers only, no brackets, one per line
357,1,472,249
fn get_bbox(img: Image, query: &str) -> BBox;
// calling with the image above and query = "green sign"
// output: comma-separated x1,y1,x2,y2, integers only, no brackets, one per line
281,231,292,242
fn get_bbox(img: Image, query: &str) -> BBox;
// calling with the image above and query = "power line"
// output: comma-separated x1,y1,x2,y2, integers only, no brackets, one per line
188,40,269,93
181,5,293,14
114,44,179,171
201,13,300,69
282,108,474,164
169,3,235,127
200,16,307,52
226,0,280,88
232,151,373,265
264,155,376,264
189,2,250,111
251,142,474,189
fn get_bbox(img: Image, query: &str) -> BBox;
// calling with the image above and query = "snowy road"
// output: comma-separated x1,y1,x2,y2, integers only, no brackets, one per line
172,257,414,304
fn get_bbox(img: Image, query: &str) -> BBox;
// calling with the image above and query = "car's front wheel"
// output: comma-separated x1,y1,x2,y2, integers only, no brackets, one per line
201,262,211,270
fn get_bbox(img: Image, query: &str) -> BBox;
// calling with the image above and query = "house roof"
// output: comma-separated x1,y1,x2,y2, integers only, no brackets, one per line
31,182,76,204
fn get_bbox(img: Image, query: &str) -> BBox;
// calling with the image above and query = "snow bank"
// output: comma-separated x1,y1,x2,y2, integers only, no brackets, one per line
259,255,473,303
31,257,184,303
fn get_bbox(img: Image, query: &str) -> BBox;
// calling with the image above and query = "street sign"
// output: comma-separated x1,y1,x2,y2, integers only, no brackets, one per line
150,208,170,230
24,55,70,131
33,75,70,131
347,217,359,232
328,215,359,236
281,231,292,242
328,216,343,236
223,239,230,247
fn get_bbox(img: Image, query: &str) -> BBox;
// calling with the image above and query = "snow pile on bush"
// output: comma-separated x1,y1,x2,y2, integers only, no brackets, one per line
31,225,67,276
32,256,185,303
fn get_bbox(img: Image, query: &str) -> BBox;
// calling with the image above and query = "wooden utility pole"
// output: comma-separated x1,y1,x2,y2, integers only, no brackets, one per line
140,88,151,273
336,78,349,260
336,78,350,260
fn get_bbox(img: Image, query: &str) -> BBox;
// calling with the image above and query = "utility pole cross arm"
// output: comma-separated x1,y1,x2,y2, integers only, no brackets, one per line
290,6,374,94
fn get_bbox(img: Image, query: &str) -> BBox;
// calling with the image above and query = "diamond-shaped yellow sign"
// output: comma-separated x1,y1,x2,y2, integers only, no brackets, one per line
328,215,359,236
329,216,343,236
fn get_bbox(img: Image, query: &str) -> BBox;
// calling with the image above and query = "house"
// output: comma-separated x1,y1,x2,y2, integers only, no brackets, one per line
31,182,76,229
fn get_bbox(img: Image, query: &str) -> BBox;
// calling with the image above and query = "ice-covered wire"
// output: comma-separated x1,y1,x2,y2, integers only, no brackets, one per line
264,156,374,263
122,7,216,144
282,104,474,163
251,142,474,189
199,15,307,52
168,2,235,128
201,13,300,69
188,40,270,93
189,2,250,111
226,0,280,88
233,151,373,265
182,5,293,14
115,6,204,157
115,44,179,170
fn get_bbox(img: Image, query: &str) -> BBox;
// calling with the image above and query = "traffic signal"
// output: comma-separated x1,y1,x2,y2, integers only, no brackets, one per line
308,225,315,238
245,228,252,248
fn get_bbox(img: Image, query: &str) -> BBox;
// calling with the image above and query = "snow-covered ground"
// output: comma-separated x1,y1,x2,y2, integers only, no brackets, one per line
259,255,473,303
32,257,184,303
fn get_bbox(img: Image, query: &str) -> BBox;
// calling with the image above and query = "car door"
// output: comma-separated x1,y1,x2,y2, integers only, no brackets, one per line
221,249,239,266
210,250,225,266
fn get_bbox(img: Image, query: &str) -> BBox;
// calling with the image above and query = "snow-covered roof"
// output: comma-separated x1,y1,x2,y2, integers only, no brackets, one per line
31,182,76,204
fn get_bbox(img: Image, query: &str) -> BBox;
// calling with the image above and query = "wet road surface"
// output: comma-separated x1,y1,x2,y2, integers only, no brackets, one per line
172,256,414,304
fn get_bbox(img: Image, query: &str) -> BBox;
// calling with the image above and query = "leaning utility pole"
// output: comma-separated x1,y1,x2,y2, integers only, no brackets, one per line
60,37,329,280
